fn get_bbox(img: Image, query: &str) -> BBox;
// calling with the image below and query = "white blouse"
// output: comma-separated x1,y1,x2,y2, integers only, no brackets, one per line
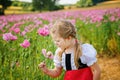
53,43,97,70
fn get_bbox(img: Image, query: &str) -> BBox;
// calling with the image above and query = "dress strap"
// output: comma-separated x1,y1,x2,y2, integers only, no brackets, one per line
78,58,88,69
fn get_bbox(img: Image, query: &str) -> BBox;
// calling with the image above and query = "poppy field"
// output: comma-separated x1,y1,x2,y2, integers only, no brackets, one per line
0,8,120,80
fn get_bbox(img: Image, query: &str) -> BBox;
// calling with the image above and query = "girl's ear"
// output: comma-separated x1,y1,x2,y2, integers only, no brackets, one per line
69,36,73,39
66,36,72,40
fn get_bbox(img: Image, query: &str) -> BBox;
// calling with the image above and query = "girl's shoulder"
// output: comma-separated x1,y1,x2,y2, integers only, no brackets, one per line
55,48,62,55
81,43,97,57
80,43,97,66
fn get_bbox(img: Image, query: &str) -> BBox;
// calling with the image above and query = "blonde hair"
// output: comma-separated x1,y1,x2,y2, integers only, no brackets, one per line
50,20,82,68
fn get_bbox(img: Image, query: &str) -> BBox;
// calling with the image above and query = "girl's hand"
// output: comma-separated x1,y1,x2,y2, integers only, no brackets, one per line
38,61,46,68
38,61,48,73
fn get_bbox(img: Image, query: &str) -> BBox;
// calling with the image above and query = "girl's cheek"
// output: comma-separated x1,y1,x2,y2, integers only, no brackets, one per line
54,41,58,45
55,43,58,46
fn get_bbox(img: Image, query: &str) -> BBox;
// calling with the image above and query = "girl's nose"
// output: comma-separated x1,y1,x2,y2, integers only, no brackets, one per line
54,42,58,46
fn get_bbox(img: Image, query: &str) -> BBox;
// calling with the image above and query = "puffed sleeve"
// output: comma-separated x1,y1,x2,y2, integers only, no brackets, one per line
53,48,62,68
80,43,97,66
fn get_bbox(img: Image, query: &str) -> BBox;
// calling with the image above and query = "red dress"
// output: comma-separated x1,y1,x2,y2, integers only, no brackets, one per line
53,44,97,80
64,67,93,80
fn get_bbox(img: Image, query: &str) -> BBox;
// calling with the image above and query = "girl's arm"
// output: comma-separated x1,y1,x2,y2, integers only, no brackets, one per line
90,62,101,80
38,61,62,78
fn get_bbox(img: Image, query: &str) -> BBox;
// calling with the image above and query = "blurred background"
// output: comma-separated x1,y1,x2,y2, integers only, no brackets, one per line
0,0,120,80
0,0,120,15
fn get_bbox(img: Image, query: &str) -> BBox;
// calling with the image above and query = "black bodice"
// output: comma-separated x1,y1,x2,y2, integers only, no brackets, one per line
65,54,88,71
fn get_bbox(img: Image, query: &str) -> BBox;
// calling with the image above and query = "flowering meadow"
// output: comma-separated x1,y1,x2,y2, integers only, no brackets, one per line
0,8,120,80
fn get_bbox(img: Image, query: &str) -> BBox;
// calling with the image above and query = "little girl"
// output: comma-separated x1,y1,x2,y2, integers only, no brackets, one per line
38,20,101,80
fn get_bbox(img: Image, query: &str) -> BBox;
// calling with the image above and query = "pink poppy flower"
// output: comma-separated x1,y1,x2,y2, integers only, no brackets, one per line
11,36,18,41
20,40,30,48
41,49,54,59
46,51,54,59
21,31,26,36
3,33,17,41
13,28,20,34
37,27,49,36
42,49,47,57
110,16,115,22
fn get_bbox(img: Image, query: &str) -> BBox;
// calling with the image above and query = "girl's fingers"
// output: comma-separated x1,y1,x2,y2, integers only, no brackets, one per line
38,61,46,69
